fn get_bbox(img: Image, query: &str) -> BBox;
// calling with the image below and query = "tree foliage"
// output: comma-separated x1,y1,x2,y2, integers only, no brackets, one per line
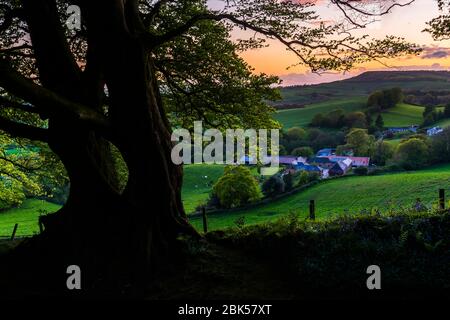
338,128,374,156
367,88,403,110
395,138,429,169
213,166,262,208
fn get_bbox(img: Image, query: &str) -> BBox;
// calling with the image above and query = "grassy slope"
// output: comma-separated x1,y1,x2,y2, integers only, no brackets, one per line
378,103,424,127
0,164,226,236
2,164,450,235
274,97,366,128
435,118,450,128
275,100,426,130
189,164,450,231
182,164,224,213
0,199,61,237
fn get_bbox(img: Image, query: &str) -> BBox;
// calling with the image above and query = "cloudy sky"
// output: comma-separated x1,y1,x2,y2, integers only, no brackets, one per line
209,0,450,85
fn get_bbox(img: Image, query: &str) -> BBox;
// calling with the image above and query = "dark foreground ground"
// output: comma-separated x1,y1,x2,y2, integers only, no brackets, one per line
1,211,449,300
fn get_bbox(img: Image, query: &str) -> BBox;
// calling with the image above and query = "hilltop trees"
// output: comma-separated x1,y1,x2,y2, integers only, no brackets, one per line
0,0,419,293
311,109,368,129
367,88,404,111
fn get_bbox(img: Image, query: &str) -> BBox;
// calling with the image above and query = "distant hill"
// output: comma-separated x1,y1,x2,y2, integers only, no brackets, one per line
343,70,450,83
275,70,450,108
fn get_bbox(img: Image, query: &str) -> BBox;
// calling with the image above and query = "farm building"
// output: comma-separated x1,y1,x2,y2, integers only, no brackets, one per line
309,157,336,169
278,156,306,165
329,158,352,176
427,126,444,137
327,156,370,167
294,163,328,178
384,125,419,135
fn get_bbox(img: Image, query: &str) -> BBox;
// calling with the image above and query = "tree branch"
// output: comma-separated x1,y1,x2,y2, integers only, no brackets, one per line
0,115,49,141
0,96,40,114
0,60,112,133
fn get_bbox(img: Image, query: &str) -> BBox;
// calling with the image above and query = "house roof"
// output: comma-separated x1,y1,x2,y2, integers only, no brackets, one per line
310,157,334,164
295,163,322,171
327,156,370,166
278,156,298,165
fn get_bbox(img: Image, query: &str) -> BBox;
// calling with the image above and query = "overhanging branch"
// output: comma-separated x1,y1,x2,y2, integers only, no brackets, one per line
0,60,112,133
0,115,49,141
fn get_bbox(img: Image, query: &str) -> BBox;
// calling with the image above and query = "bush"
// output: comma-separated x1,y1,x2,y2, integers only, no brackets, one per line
292,147,314,158
283,173,294,191
207,211,449,298
262,175,285,197
394,138,429,169
212,166,262,209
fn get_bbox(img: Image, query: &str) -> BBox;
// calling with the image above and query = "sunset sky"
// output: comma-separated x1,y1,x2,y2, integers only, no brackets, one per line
209,0,450,85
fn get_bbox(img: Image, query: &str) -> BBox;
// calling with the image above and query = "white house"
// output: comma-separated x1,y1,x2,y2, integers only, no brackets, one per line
427,126,444,137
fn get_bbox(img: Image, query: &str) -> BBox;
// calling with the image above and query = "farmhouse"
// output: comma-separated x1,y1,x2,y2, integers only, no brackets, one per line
327,156,370,167
329,158,352,176
293,163,329,178
427,126,444,137
278,156,307,165
384,125,418,136
309,156,336,169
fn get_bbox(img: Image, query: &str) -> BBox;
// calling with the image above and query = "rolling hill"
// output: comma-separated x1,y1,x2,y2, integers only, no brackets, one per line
273,71,450,129
275,70,450,108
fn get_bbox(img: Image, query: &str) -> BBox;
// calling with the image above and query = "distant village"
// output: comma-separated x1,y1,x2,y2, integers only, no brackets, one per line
242,148,370,179
277,148,370,179
270,124,445,179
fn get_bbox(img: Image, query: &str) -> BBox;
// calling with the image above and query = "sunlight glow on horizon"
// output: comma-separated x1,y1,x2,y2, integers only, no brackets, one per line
220,0,450,85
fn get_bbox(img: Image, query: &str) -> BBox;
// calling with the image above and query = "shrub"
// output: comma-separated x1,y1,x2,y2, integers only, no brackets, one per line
292,146,314,158
394,138,429,169
212,166,262,209
283,173,294,191
262,175,285,197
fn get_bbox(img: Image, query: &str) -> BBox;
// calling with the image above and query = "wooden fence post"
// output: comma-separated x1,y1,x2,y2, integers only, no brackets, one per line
439,189,445,210
10,223,18,240
309,200,315,221
202,207,208,233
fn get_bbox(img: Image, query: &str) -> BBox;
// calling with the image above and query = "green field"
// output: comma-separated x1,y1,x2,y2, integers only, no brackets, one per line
377,103,424,127
189,164,450,231
182,164,225,213
434,118,450,128
1,165,450,236
0,199,61,237
274,97,366,128
275,100,427,129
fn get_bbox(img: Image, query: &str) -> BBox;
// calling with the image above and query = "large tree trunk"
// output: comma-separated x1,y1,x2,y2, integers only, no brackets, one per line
1,0,197,297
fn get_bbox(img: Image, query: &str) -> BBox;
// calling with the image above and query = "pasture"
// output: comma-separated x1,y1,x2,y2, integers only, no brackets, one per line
274,97,366,128
189,164,450,231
